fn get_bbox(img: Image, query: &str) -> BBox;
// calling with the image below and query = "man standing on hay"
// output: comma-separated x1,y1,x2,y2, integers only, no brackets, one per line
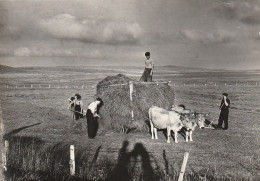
140,52,154,82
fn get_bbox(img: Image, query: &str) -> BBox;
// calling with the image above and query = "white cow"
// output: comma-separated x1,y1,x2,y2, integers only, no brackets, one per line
148,106,184,143
171,105,207,142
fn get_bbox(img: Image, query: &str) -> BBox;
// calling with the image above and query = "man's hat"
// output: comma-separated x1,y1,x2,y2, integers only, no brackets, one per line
222,93,228,96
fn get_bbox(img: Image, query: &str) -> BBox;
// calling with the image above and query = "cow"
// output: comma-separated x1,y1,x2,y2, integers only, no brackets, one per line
171,105,208,142
180,114,197,142
148,106,184,143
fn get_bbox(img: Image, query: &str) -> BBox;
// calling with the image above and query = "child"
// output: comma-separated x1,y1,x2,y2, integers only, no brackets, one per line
74,93,83,120
139,52,154,82
68,96,75,120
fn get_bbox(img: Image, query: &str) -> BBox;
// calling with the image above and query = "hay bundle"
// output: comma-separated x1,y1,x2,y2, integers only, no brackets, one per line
96,74,175,132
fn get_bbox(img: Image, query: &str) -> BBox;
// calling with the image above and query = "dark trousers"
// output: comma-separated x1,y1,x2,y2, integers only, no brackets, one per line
86,109,98,138
218,110,229,129
139,68,152,82
74,105,83,120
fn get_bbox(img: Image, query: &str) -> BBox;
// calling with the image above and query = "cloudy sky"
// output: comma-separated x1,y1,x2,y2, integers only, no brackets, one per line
0,0,260,69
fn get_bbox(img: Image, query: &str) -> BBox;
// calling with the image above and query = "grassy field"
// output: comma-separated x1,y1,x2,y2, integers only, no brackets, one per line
1,66,260,180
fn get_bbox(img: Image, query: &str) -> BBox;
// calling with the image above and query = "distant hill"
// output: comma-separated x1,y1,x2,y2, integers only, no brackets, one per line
0,64,25,73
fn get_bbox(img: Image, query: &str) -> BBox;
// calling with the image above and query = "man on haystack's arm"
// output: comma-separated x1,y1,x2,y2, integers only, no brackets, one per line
139,52,154,82
216,93,230,130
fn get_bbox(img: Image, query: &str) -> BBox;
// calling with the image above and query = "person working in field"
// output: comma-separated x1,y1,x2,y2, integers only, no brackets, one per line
86,97,104,139
139,52,154,82
68,96,76,120
216,93,230,130
74,93,84,120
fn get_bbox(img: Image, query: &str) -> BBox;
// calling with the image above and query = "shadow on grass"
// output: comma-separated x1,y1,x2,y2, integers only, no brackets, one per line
3,122,41,140
107,141,160,181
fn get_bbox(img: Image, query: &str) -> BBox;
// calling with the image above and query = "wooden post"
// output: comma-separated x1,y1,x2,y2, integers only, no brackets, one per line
178,152,189,181
2,140,9,171
70,145,75,176
205,84,207,87
129,81,134,120
194,83,195,86
225,83,227,86
66,85,68,89
49,84,51,88
256,82,258,86
31,85,33,88
236,82,238,86
6,85,8,89
215,83,216,86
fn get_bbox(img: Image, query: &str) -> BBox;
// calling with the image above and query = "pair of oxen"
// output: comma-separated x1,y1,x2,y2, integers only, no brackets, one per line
148,105,208,143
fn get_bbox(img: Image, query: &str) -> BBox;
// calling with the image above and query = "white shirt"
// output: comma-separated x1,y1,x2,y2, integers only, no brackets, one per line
145,58,154,69
88,101,100,115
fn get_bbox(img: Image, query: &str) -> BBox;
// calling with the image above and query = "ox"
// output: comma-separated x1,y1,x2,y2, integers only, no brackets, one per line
148,106,184,143
171,105,208,142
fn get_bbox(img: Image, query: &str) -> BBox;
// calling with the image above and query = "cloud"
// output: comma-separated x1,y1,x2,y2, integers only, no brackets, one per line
241,12,260,25
0,48,13,56
212,1,260,25
13,46,102,58
180,29,234,44
39,13,142,45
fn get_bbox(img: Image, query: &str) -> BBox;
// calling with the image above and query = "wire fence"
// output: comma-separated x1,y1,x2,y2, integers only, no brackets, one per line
1,81,259,90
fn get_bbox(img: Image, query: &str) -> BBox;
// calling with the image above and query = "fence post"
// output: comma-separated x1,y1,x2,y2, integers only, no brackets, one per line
70,145,75,176
225,83,226,86
256,82,258,86
49,84,51,88
194,83,195,86
31,85,33,88
129,81,134,120
178,152,189,181
215,83,216,86
2,140,9,171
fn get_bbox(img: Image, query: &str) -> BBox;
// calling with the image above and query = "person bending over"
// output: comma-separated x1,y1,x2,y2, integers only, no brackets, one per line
86,98,104,138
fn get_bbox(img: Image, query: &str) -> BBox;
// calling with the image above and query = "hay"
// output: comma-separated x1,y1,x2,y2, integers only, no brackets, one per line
96,74,175,132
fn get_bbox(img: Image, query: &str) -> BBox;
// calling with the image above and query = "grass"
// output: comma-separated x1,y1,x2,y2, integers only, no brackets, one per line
1,66,260,180
5,136,256,181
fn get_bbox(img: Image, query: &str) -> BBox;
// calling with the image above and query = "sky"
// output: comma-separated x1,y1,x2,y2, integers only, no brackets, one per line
0,0,260,70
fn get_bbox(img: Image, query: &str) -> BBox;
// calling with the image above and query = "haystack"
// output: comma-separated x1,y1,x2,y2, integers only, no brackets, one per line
96,74,175,132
